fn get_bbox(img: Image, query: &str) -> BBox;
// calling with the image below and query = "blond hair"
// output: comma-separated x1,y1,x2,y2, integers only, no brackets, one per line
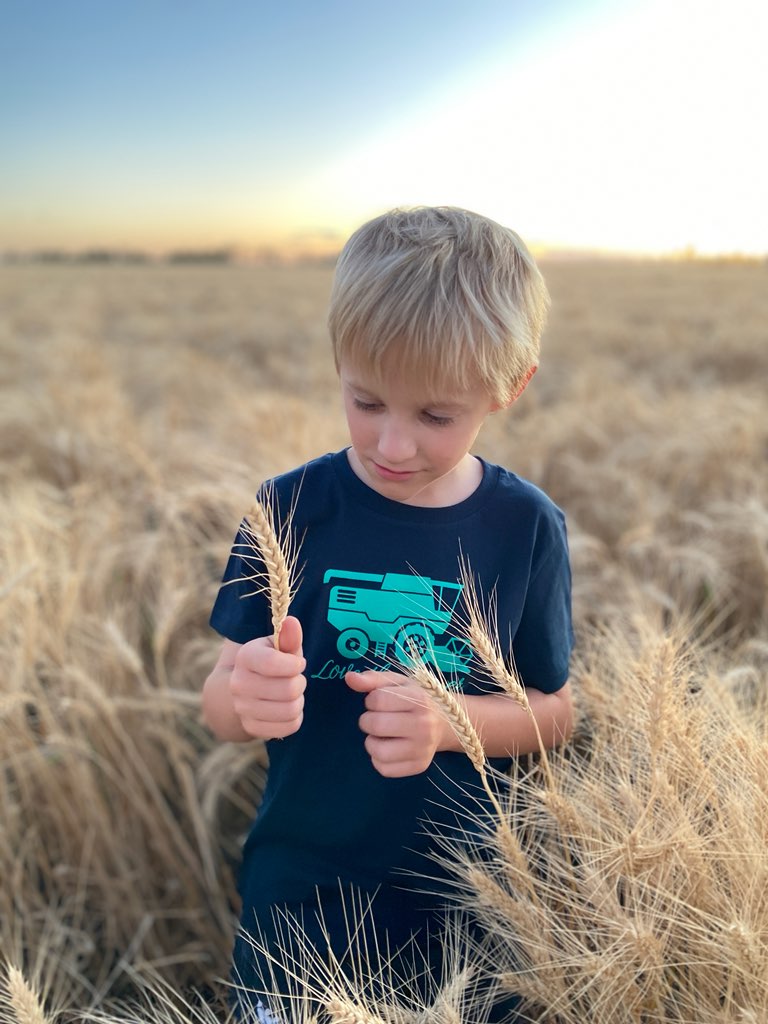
328,206,550,404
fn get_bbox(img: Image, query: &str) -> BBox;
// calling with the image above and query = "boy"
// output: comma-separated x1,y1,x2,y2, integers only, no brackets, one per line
203,207,574,1020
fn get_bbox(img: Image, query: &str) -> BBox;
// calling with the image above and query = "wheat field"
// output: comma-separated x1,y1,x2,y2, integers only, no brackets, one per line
1,259,766,1023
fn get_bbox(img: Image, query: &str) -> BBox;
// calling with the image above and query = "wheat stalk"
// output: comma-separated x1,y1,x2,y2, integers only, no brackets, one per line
405,655,486,774
324,996,387,1024
5,967,51,1024
239,492,299,651
457,555,553,786
403,651,548,918
403,651,507,824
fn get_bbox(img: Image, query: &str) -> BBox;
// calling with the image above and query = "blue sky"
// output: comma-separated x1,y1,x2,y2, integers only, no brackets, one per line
2,0,766,255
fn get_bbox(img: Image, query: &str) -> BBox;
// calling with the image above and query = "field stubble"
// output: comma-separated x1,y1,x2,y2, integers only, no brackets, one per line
0,260,766,1022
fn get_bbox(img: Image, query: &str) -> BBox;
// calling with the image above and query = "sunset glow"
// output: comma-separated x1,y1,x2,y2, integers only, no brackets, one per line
2,0,765,257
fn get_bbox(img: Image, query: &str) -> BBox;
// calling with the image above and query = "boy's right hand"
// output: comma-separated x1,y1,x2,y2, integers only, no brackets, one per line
229,616,306,739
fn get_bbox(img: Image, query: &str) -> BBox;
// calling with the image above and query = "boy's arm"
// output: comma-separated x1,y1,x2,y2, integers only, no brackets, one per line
443,682,573,758
202,640,254,742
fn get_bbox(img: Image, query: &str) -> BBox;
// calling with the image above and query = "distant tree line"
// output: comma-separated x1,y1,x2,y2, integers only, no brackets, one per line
1,247,341,266
2,248,233,265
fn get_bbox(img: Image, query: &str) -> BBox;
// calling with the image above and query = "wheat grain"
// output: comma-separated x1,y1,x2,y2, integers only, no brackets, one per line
401,652,514,828
5,967,51,1024
457,555,554,784
418,967,472,1024
241,495,298,651
457,555,528,707
405,657,486,775
324,996,386,1024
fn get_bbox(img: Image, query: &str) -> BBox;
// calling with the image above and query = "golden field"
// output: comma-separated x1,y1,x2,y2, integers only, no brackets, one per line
1,259,766,1023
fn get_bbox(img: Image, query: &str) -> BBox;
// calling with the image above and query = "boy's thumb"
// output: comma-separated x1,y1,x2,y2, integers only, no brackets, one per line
275,615,302,655
345,670,387,692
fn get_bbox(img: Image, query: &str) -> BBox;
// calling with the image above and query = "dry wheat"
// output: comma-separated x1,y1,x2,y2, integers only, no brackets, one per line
4,968,51,1024
2,261,767,1023
324,996,388,1024
401,653,513,831
457,555,554,785
241,494,299,650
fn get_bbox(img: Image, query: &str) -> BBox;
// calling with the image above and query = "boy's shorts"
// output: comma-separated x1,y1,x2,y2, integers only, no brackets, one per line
231,884,522,1023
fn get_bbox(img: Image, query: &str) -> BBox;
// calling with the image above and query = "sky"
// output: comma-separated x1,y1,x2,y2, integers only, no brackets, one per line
2,0,766,257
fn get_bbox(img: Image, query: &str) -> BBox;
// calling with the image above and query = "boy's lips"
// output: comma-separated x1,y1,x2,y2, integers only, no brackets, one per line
372,461,417,480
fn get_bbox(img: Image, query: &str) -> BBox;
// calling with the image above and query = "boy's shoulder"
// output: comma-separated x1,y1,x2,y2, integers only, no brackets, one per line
491,461,565,518
258,450,344,522
484,460,569,555
262,450,338,493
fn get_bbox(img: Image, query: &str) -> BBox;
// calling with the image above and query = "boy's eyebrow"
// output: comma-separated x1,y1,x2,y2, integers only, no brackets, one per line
345,381,386,403
342,373,474,410
347,383,470,413
422,399,468,412
345,380,379,397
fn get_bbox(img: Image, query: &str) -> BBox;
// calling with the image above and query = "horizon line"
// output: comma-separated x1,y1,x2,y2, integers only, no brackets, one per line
3,242,765,265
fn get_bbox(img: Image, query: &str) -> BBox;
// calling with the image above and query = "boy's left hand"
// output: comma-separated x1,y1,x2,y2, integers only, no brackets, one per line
345,670,446,777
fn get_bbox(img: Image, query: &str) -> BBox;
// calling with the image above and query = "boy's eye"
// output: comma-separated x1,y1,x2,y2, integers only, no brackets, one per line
352,398,382,413
423,411,455,427
351,395,454,426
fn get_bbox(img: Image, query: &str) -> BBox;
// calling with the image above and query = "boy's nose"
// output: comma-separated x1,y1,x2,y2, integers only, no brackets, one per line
377,421,417,463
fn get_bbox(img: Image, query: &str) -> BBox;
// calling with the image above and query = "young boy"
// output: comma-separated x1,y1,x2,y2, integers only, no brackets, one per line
203,207,574,1020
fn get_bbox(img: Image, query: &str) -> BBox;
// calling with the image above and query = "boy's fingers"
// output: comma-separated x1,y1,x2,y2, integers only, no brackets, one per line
275,615,303,656
246,674,305,702
359,709,411,738
238,638,305,678
345,670,404,693
366,685,427,714
240,695,304,723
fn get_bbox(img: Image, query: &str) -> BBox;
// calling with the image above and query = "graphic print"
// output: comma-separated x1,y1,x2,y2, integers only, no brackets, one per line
323,569,472,684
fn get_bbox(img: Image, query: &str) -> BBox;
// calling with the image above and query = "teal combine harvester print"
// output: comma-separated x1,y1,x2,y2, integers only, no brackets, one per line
323,569,472,684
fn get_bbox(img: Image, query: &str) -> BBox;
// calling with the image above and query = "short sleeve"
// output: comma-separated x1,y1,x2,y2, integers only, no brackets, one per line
511,513,574,693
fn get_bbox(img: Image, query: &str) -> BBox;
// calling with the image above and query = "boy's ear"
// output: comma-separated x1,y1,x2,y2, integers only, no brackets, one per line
493,365,537,410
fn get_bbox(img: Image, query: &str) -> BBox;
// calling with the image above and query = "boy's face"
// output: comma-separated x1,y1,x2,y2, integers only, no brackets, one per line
339,361,498,507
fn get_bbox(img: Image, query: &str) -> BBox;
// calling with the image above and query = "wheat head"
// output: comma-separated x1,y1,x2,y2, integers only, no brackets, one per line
5,967,51,1024
241,495,298,651
405,656,486,775
457,555,553,783
457,556,529,709
324,996,387,1024
401,652,515,830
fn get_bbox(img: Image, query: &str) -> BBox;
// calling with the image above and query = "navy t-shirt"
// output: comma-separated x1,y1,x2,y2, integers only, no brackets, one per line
210,448,573,914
